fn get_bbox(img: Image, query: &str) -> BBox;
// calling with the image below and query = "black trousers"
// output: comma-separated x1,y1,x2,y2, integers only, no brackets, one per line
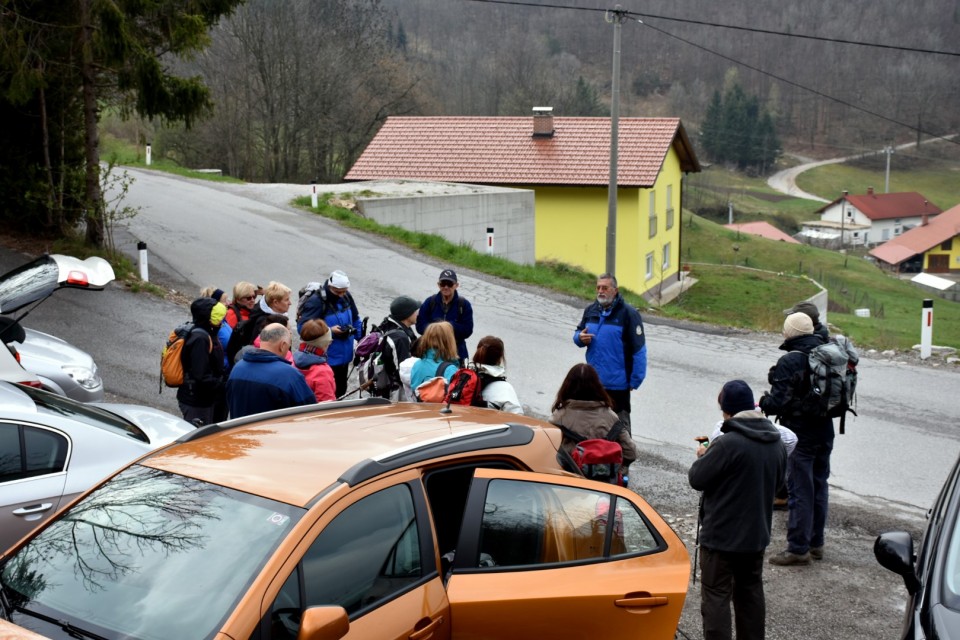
331,363,350,399
700,547,766,640
605,388,632,434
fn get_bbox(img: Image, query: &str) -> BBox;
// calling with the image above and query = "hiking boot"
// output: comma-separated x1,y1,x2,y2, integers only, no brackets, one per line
810,546,824,560
769,550,811,566
773,497,788,511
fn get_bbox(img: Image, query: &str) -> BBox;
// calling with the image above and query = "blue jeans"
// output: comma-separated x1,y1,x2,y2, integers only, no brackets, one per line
787,441,833,554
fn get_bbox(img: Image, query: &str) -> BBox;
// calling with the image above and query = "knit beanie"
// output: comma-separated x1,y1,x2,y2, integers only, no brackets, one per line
783,312,814,339
785,301,820,324
390,295,421,321
210,302,227,327
329,270,350,288
719,380,755,415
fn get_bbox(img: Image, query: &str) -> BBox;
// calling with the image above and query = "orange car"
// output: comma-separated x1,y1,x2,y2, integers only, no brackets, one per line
0,399,689,639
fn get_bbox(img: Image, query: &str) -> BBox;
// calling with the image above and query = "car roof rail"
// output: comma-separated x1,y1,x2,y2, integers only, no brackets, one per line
175,396,392,444
336,422,536,489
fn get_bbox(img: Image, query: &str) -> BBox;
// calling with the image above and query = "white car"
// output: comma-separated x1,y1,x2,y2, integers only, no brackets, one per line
0,382,195,552
0,254,115,402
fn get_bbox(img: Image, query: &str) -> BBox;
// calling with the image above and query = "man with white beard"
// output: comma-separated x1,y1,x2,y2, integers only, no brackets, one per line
573,273,647,434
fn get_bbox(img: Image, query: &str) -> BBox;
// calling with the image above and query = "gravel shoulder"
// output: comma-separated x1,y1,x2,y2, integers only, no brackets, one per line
635,446,920,640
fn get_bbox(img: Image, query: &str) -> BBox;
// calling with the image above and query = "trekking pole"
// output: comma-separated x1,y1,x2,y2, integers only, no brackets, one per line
693,492,703,584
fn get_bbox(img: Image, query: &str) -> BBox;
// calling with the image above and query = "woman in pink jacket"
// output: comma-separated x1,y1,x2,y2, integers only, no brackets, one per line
293,319,336,402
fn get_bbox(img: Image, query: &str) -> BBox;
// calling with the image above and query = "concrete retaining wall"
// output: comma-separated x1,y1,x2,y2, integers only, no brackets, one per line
356,189,536,265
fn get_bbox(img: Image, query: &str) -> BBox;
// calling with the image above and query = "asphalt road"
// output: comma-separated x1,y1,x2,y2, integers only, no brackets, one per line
5,167,957,638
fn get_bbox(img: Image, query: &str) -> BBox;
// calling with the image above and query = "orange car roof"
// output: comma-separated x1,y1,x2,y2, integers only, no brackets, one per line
141,400,555,507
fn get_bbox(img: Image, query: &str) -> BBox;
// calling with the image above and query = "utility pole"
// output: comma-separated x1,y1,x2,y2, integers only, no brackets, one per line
883,145,894,193
605,5,626,276
840,190,848,250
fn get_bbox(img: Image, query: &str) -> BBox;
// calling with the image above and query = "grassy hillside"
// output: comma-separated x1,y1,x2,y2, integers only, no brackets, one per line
666,212,960,350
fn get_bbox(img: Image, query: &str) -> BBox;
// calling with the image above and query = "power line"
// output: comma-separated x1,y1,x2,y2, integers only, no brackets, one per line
462,0,960,57
633,18,960,147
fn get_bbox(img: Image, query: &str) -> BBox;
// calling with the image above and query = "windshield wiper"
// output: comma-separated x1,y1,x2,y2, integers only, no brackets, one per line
0,585,12,621
10,604,108,640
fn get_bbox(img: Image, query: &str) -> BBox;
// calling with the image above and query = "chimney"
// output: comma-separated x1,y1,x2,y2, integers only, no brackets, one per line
922,214,929,226
867,186,874,196
532,106,554,138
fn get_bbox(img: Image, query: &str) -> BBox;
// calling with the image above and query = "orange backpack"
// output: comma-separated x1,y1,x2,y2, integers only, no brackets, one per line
160,323,211,392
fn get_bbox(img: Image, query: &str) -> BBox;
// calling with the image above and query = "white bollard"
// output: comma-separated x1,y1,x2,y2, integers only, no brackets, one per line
145,143,152,166
920,299,933,359
311,182,318,208
486,227,494,255
138,241,149,282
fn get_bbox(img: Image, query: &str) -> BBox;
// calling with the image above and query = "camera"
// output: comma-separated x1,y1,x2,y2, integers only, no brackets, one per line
335,325,356,340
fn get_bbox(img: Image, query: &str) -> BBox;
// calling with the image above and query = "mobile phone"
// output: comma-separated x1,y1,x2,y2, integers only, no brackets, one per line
694,436,709,447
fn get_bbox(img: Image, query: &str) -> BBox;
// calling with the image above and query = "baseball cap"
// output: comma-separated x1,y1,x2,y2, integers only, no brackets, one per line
439,269,458,283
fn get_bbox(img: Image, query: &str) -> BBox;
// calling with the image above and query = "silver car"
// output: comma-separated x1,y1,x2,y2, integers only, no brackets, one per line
0,382,195,551
0,254,114,402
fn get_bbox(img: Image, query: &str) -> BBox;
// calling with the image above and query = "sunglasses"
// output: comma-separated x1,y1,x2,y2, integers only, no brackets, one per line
438,281,456,288
239,295,256,301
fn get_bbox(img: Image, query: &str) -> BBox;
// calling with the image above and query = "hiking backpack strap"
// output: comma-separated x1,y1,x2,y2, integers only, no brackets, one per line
436,360,456,378
604,420,625,443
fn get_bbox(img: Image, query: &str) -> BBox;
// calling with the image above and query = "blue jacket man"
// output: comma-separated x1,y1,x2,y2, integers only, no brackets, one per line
227,323,317,419
573,273,647,431
416,269,474,363
297,270,362,398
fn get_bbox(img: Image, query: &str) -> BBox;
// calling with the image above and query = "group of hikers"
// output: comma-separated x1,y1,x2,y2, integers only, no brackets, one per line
170,264,855,640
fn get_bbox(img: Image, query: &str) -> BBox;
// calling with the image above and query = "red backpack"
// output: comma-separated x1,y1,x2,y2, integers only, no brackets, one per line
443,367,506,407
557,422,626,486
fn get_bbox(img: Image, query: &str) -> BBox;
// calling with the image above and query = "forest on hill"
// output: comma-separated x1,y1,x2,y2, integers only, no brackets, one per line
154,0,960,183
4,0,959,241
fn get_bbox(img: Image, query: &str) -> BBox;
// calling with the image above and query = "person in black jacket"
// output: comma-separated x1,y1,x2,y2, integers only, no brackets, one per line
689,380,786,640
760,312,833,566
372,295,420,401
177,297,227,426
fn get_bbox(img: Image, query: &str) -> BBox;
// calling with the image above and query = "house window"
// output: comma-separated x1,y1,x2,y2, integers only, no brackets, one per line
666,185,674,230
662,242,671,270
648,191,657,238
942,239,953,251
645,252,654,280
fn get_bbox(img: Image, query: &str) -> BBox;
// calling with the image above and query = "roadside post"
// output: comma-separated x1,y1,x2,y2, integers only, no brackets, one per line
920,299,933,359
486,227,494,255
310,181,318,208
145,142,151,166
138,241,149,282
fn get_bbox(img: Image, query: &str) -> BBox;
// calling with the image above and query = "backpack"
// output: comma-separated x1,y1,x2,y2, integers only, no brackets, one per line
160,323,210,392
443,366,506,407
415,361,457,402
296,282,324,325
226,316,259,365
803,335,859,433
354,327,387,396
557,421,626,485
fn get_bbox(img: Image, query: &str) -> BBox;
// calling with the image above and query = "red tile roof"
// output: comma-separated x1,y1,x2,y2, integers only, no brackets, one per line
724,221,800,244
817,191,941,221
345,116,700,187
869,202,960,265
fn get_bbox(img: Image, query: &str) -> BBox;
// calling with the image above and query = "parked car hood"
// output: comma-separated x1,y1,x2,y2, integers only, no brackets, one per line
0,254,115,316
15,328,96,371
92,402,196,445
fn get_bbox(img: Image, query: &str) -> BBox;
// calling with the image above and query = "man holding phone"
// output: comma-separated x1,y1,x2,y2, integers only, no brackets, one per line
688,380,787,640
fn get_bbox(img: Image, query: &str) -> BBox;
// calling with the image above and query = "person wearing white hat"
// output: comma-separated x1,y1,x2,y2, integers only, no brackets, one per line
297,269,362,397
759,312,834,567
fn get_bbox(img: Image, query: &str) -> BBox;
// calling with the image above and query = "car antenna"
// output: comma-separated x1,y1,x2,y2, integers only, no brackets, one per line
440,401,452,415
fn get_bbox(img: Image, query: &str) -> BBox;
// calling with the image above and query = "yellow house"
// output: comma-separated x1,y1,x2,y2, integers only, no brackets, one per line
870,202,960,274
345,110,701,298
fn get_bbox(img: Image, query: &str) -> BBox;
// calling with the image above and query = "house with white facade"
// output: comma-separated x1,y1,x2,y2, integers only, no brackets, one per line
799,188,941,247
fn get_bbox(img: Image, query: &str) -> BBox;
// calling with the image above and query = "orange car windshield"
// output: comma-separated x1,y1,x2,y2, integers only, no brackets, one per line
0,464,303,640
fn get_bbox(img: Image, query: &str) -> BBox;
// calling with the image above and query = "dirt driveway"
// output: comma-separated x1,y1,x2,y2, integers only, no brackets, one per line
634,447,918,640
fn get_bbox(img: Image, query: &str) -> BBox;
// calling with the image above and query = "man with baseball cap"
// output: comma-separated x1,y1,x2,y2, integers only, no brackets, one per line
416,269,474,364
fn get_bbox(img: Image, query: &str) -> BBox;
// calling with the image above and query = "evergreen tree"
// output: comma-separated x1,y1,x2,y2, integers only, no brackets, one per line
566,76,604,116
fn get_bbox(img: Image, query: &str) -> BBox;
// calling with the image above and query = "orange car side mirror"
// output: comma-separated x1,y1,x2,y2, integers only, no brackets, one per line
297,606,349,640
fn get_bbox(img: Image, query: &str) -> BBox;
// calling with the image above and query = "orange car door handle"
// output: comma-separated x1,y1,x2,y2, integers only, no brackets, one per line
409,615,443,640
12,503,53,516
616,596,669,608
